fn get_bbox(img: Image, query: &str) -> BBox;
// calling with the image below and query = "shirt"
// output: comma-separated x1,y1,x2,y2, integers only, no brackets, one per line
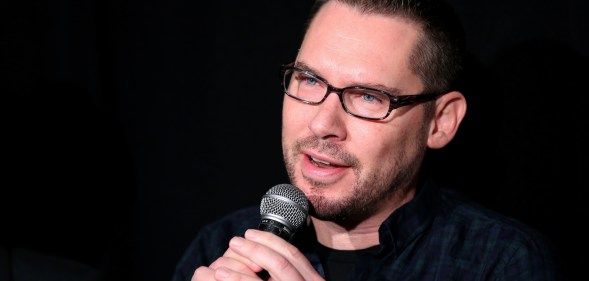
171,179,567,280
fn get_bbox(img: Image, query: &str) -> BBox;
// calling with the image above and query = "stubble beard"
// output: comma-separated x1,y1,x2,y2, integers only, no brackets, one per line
283,135,424,228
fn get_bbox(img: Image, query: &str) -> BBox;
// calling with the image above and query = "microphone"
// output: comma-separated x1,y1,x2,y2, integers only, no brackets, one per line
258,183,309,241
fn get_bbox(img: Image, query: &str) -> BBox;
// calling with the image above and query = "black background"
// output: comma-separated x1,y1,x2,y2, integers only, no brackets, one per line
2,0,587,280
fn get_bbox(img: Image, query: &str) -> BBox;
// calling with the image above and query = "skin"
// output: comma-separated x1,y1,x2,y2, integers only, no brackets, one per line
193,1,466,280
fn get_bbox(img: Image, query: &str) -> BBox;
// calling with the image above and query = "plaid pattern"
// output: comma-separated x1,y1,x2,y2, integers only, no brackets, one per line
172,180,567,281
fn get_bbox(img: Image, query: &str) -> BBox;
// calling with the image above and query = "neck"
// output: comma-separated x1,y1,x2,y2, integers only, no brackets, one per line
311,188,415,250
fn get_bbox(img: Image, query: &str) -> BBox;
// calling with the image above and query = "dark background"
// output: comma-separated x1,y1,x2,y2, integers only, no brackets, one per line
1,0,587,280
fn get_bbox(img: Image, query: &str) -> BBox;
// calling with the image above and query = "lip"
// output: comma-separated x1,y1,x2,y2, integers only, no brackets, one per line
300,150,351,183
304,150,348,166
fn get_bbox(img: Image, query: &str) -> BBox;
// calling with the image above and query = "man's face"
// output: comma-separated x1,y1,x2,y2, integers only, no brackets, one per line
282,2,431,224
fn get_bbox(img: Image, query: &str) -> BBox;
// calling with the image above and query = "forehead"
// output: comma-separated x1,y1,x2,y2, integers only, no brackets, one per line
297,2,422,89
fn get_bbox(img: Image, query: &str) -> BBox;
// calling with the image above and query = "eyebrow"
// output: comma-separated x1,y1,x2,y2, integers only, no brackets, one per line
293,61,405,95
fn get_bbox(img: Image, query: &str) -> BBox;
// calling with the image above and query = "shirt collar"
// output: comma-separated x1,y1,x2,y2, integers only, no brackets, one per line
378,178,439,254
291,178,439,255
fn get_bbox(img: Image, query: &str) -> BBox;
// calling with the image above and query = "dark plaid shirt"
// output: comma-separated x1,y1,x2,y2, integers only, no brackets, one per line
172,180,567,280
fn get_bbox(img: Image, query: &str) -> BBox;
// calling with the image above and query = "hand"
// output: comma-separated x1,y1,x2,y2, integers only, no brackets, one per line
192,247,262,280
192,229,324,281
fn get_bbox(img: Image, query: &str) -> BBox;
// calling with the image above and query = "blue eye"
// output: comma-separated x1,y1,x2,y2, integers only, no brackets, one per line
362,94,376,102
355,92,385,104
304,77,319,86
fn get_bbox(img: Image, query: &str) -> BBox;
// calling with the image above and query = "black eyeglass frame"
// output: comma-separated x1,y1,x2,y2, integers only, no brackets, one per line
281,63,446,120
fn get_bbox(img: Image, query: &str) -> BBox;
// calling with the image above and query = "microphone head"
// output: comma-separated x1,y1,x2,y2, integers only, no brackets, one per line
259,184,309,238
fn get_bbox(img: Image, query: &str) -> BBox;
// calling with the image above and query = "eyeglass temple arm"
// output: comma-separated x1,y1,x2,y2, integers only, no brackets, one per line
391,93,444,109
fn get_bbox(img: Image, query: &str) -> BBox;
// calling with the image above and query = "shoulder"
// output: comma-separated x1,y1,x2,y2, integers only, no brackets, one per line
437,187,544,241
433,188,566,279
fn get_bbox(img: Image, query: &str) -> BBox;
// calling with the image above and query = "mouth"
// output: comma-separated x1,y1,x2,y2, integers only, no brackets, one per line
298,149,355,185
308,155,346,168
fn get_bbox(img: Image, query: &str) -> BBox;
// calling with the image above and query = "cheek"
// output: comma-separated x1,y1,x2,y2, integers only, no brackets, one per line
362,136,395,163
282,100,311,136
351,122,419,168
351,125,393,159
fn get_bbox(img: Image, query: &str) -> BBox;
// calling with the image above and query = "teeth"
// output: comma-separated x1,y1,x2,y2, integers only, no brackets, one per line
310,157,331,166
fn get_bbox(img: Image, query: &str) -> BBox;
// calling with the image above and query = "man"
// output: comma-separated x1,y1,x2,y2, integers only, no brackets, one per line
173,0,566,280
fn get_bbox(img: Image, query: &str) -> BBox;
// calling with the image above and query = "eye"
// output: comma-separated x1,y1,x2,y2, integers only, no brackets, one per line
350,91,386,104
300,73,319,87
361,93,378,103
344,89,390,116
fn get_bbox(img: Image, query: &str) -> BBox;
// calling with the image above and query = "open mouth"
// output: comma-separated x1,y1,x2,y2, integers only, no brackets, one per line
309,156,341,168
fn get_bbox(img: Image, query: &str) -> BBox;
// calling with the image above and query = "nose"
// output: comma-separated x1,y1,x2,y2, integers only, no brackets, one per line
308,92,347,141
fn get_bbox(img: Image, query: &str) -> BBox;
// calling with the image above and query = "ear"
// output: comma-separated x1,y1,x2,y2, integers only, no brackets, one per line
427,91,467,149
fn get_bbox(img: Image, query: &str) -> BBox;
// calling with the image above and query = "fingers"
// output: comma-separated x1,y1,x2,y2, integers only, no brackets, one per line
192,266,215,280
229,230,322,281
246,230,320,279
214,267,261,281
228,237,303,280
193,265,262,281
211,248,262,275
193,231,323,281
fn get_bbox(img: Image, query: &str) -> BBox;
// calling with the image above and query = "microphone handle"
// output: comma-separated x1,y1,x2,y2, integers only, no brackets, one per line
255,219,295,279
258,218,294,241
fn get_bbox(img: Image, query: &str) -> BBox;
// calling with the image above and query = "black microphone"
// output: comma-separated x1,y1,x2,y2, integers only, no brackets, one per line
258,183,309,241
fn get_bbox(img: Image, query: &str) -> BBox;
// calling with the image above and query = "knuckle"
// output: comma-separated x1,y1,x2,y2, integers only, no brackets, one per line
272,255,292,271
209,257,228,269
285,243,303,259
192,266,210,279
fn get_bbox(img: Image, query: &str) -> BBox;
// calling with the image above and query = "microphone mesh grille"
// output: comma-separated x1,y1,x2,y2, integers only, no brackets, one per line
260,184,309,230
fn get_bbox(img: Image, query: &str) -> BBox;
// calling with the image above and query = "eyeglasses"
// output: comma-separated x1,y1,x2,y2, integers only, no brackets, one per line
281,63,445,120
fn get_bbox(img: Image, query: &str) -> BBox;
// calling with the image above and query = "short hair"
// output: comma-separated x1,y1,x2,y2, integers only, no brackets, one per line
306,0,465,94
